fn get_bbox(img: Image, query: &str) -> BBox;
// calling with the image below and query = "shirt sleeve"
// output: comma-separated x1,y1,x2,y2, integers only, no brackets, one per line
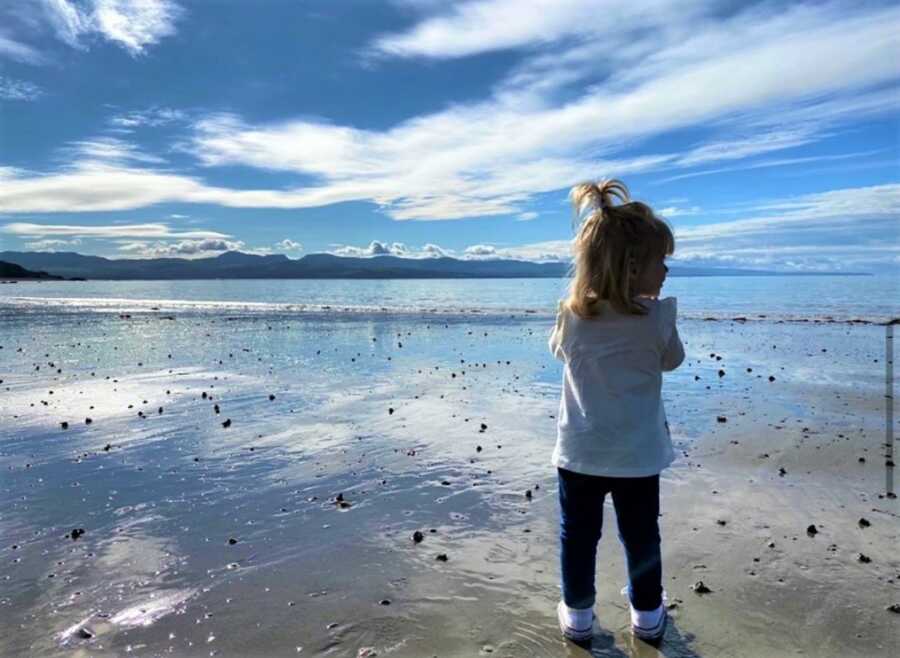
548,300,567,362
659,297,685,372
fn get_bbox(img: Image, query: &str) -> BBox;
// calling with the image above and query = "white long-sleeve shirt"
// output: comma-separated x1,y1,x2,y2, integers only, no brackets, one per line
549,296,684,477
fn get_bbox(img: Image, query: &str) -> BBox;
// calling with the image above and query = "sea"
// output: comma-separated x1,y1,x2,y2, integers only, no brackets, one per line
1,274,897,322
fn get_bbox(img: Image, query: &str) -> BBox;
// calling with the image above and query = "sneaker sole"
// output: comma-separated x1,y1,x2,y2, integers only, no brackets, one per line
557,601,594,642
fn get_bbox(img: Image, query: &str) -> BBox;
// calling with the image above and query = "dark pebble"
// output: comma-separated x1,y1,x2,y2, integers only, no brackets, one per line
692,581,712,594
412,530,424,543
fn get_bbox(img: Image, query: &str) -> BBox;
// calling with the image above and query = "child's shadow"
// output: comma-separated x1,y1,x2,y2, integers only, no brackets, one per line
565,618,702,658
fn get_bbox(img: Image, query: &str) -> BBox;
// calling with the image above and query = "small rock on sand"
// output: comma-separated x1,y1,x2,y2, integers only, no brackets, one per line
412,530,424,543
806,524,818,536
692,581,712,594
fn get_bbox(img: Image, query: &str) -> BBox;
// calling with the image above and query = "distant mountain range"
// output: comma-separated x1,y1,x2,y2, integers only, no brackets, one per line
0,260,66,281
0,251,871,280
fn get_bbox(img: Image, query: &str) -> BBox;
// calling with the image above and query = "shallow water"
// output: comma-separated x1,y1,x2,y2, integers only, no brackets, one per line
1,298,896,656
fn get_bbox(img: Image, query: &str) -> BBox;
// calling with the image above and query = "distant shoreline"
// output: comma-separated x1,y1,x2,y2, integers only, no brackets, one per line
0,272,874,282
0,251,874,280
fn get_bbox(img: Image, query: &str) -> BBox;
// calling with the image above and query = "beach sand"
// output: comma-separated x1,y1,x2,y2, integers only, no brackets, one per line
0,311,896,657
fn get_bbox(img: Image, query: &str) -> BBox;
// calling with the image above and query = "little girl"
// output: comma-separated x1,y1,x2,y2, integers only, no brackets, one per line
549,178,684,644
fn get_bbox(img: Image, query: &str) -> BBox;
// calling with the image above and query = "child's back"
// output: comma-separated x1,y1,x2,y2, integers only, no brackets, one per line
549,295,684,477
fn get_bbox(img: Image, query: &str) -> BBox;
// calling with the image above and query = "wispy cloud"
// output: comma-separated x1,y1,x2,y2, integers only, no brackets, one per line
0,1,896,230
672,183,900,272
0,32,46,63
22,237,82,251
109,106,187,131
42,0,182,55
656,149,884,184
373,0,696,59
0,76,43,101
2,222,231,240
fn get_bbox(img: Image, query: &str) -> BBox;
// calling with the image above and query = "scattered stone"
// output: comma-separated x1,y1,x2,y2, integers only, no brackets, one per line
358,648,377,658
716,415,727,423
435,553,449,562
691,581,712,594
85,417,92,425
412,530,424,543
806,524,818,536
525,489,532,500
857,553,872,564
768,375,776,382
103,444,111,452
476,445,482,452
269,394,275,401
716,519,727,526
222,418,232,428
69,528,85,541
388,407,394,415
378,599,391,605
858,518,871,528
887,604,900,614
717,369,725,377
61,421,69,430
76,627,94,640
228,538,238,545
778,467,787,477
480,423,487,431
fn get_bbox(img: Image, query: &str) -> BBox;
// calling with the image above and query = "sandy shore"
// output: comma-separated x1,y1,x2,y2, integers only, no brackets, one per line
0,311,896,657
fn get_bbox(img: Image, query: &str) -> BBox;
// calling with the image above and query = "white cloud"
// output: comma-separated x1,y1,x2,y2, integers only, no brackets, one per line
331,240,409,257
0,76,42,101
275,238,303,252
373,0,694,59
670,184,900,273
421,243,447,257
516,211,538,221
0,32,46,64
63,137,167,165
22,238,82,251
109,106,187,131
116,237,244,258
0,1,896,234
2,222,231,240
464,244,496,256
657,206,701,217
42,0,182,55
656,149,883,184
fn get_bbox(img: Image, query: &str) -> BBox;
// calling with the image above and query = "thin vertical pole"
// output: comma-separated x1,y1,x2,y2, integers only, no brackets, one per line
887,321,895,497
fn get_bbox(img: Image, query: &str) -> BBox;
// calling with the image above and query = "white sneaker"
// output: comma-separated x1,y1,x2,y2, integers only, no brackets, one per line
620,586,667,642
556,600,595,642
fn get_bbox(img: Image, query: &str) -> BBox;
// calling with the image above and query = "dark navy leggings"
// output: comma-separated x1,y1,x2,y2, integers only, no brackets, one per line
557,467,663,611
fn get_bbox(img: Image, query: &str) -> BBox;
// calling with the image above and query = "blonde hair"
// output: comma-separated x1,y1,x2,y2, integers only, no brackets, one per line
565,178,675,319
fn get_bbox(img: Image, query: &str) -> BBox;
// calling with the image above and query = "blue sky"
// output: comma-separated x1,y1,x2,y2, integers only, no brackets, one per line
0,0,898,272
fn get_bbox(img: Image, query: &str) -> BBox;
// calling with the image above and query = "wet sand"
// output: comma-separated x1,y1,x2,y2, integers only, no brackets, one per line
0,310,897,657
